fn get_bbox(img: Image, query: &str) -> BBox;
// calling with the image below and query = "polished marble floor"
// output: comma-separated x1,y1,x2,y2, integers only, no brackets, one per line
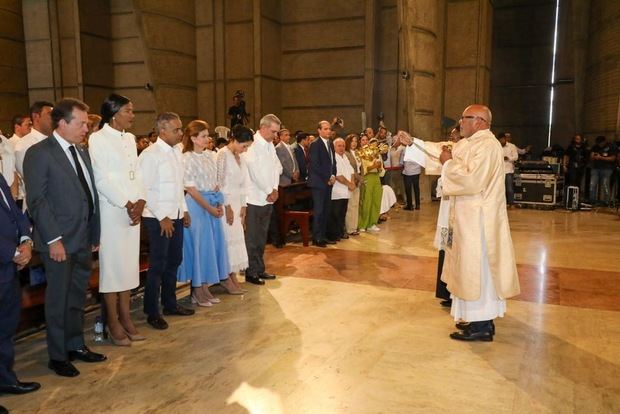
4,204,620,413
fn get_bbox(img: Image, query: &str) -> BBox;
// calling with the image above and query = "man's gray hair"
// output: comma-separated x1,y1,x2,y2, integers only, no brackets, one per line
156,112,180,132
259,114,281,128
333,137,345,145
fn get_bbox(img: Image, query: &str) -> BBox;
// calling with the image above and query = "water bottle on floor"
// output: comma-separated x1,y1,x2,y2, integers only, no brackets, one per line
93,316,104,343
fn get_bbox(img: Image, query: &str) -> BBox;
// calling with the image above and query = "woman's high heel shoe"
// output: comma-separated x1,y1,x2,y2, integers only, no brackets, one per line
122,328,146,341
191,293,212,307
221,278,243,295
106,328,131,347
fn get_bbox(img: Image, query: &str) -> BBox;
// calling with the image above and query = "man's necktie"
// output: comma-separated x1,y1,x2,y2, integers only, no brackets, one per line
68,145,94,219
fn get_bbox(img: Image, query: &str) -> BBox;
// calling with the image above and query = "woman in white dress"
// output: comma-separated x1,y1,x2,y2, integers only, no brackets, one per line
89,94,146,346
216,125,253,291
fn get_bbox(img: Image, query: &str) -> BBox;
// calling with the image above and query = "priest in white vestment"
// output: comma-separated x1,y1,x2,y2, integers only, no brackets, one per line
437,104,520,341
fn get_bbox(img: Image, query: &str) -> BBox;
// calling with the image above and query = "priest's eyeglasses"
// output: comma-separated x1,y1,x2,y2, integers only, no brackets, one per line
460,115,489,124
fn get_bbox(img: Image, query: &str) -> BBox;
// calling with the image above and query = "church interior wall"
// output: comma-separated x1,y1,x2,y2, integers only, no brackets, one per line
1,0,618,145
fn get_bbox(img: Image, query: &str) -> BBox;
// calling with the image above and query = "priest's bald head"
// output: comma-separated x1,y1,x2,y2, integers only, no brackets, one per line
459,104,492,138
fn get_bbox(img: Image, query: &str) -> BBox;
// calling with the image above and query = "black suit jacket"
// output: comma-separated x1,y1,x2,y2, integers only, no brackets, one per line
307,138,336,189
294,145,308,181
23,135,100,253
0,174,31,283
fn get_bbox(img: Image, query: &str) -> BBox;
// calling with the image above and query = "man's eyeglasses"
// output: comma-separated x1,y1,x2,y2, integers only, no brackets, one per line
460,115,489,124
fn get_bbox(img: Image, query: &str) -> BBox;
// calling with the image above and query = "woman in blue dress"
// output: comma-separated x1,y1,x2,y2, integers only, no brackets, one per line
177,120,236,306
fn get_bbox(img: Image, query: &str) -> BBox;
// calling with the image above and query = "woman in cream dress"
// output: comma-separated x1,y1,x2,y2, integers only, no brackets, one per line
216,125,254,291
89,94,146,345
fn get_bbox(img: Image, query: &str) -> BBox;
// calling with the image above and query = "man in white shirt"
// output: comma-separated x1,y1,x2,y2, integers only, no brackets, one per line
15,102,53,178
327,138,355,241
8,114,32,149
243,114,282,285
7,115,32,206
15,102,53,211
499,132,519,206
138,112,194,330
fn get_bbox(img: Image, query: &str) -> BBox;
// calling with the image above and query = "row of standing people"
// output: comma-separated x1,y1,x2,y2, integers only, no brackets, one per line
1,94,285,391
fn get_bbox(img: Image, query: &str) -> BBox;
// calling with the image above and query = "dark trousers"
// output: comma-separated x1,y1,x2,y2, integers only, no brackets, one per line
245,204,272,278
41,246,92,361
505,173,514,205
403,174,420,208
0,278,19,384
143,217,184,318
435,250,450,300
566,167,584,189
311,186,332,241
267,203,281,245
327,198,348,240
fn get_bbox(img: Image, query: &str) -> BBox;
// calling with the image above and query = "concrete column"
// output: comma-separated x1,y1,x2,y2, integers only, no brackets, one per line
0,1,29,130
584,0,620,138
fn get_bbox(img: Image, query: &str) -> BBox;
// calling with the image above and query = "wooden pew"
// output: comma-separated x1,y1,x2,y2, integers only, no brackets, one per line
275,182,313,246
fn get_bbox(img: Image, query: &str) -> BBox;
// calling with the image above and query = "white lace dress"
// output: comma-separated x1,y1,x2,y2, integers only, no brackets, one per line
216,147,249,272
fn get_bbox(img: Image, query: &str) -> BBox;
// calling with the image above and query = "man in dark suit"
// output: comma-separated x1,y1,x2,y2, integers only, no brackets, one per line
0,174,40,407
307,121,336,247
294,132,310,181
23,98,105,378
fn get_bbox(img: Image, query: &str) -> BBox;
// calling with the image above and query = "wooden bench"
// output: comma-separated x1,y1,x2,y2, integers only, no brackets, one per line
276,182,313,246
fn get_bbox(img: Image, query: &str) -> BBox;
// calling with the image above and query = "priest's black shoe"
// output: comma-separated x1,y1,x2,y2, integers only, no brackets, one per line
163,305,195,316
450,321,493,342
0,404,7,414
259,272,276,280
449,329,493,342
48,360,80,377
325,239,337,244
440,299,452,307
0,380,41,394
273,242,285,248
147,315,169,330
246,276,265,285
313,239,327,247
68,346,107,363
456,320,495,335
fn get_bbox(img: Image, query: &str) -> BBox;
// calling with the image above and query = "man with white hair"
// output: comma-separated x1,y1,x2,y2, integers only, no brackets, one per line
438,104,520,342
244,114,282,284
327,138,355,241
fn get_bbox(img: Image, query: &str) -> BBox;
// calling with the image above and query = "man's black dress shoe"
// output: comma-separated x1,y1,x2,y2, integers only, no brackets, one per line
325,239,337,244
0,381,41,394
449,329,493,342
163,305,195,316
341,234,349,239
456,320,495,335
313,239,327,247
0,404,7,414
259,272,276,280
450,320,494,341
68,346,107,363
273,242,285,248
440,299,452,308
404,206,414,211
246,276,265,285
147,315,169,330
48,360,80,377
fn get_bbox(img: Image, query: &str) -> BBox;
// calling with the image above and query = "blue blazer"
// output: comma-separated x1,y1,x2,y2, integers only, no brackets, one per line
0,174,31,283
307,138,336,189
